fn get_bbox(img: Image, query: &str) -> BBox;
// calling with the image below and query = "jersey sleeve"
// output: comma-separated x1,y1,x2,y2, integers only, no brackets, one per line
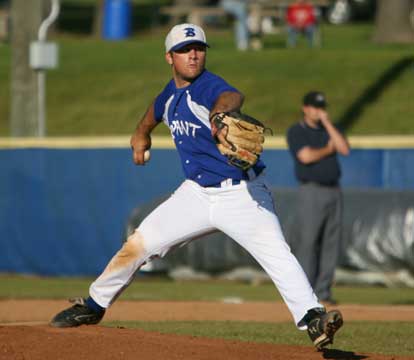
154,81,174,122
287,125,307,157
193,71,240,110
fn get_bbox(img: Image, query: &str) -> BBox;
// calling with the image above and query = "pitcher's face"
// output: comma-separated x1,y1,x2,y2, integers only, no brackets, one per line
166,43,207,87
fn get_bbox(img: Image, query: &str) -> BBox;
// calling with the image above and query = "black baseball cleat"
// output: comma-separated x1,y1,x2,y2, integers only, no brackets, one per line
303,308,344,350
50,297,105,328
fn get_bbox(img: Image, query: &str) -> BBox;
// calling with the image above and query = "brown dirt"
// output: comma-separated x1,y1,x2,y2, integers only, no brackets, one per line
1,300,414,360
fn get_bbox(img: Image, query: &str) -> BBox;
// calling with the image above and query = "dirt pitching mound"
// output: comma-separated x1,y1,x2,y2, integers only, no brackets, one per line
0,325,410,360
1,300,414,359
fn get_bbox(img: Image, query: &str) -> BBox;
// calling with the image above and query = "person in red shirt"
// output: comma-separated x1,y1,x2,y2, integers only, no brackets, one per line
285,0,319,47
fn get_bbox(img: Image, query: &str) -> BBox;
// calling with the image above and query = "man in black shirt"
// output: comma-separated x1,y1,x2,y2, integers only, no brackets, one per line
287,91,350,305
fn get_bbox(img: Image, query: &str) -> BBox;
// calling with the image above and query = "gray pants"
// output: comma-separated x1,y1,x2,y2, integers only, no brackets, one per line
292,183,342,301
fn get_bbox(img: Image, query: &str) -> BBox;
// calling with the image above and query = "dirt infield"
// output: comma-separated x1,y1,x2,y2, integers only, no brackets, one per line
1,300,414,360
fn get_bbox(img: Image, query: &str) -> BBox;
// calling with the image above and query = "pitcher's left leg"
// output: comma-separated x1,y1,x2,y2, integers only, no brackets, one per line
212,179,321,326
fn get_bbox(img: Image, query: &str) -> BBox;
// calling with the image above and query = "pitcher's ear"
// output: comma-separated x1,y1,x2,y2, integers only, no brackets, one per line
165,52,173,65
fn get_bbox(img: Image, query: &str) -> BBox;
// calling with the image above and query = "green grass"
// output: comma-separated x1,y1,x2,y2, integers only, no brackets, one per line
105,321,414,357
1,275,414,305
1,24,414,136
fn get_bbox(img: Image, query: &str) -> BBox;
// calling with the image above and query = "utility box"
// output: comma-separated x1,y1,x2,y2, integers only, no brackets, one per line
30,41,58,70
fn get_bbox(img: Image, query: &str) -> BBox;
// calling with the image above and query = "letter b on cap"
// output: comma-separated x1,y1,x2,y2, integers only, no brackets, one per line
184,27,196,37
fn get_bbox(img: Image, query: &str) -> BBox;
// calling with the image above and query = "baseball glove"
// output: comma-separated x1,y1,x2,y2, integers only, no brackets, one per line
211,111,267,170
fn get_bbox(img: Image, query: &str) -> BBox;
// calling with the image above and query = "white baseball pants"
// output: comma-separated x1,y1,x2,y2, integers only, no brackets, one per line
90,173,322,327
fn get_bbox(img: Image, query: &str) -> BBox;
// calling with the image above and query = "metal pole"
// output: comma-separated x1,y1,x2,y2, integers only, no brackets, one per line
36,0,60,137
38,0,60,41
37,71,46,137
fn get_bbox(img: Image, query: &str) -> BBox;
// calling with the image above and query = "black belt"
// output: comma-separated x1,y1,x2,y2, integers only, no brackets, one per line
209,179,242,188
208,167,264,188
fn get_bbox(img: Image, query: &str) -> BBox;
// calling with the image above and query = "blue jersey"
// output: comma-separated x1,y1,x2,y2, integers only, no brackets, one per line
154,70,266,187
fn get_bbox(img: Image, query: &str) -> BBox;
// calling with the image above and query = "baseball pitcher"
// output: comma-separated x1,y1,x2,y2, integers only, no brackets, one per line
51,23,343,349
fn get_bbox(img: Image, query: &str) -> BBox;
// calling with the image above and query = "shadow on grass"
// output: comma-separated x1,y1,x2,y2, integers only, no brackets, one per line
322,348,368,359
337,56,414,132
392,300,414,305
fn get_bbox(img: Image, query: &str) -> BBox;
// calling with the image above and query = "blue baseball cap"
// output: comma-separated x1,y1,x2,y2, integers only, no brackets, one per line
165,23,209,52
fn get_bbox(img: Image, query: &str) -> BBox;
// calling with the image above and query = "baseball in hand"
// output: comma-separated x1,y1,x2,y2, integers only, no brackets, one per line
144,150,151,162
